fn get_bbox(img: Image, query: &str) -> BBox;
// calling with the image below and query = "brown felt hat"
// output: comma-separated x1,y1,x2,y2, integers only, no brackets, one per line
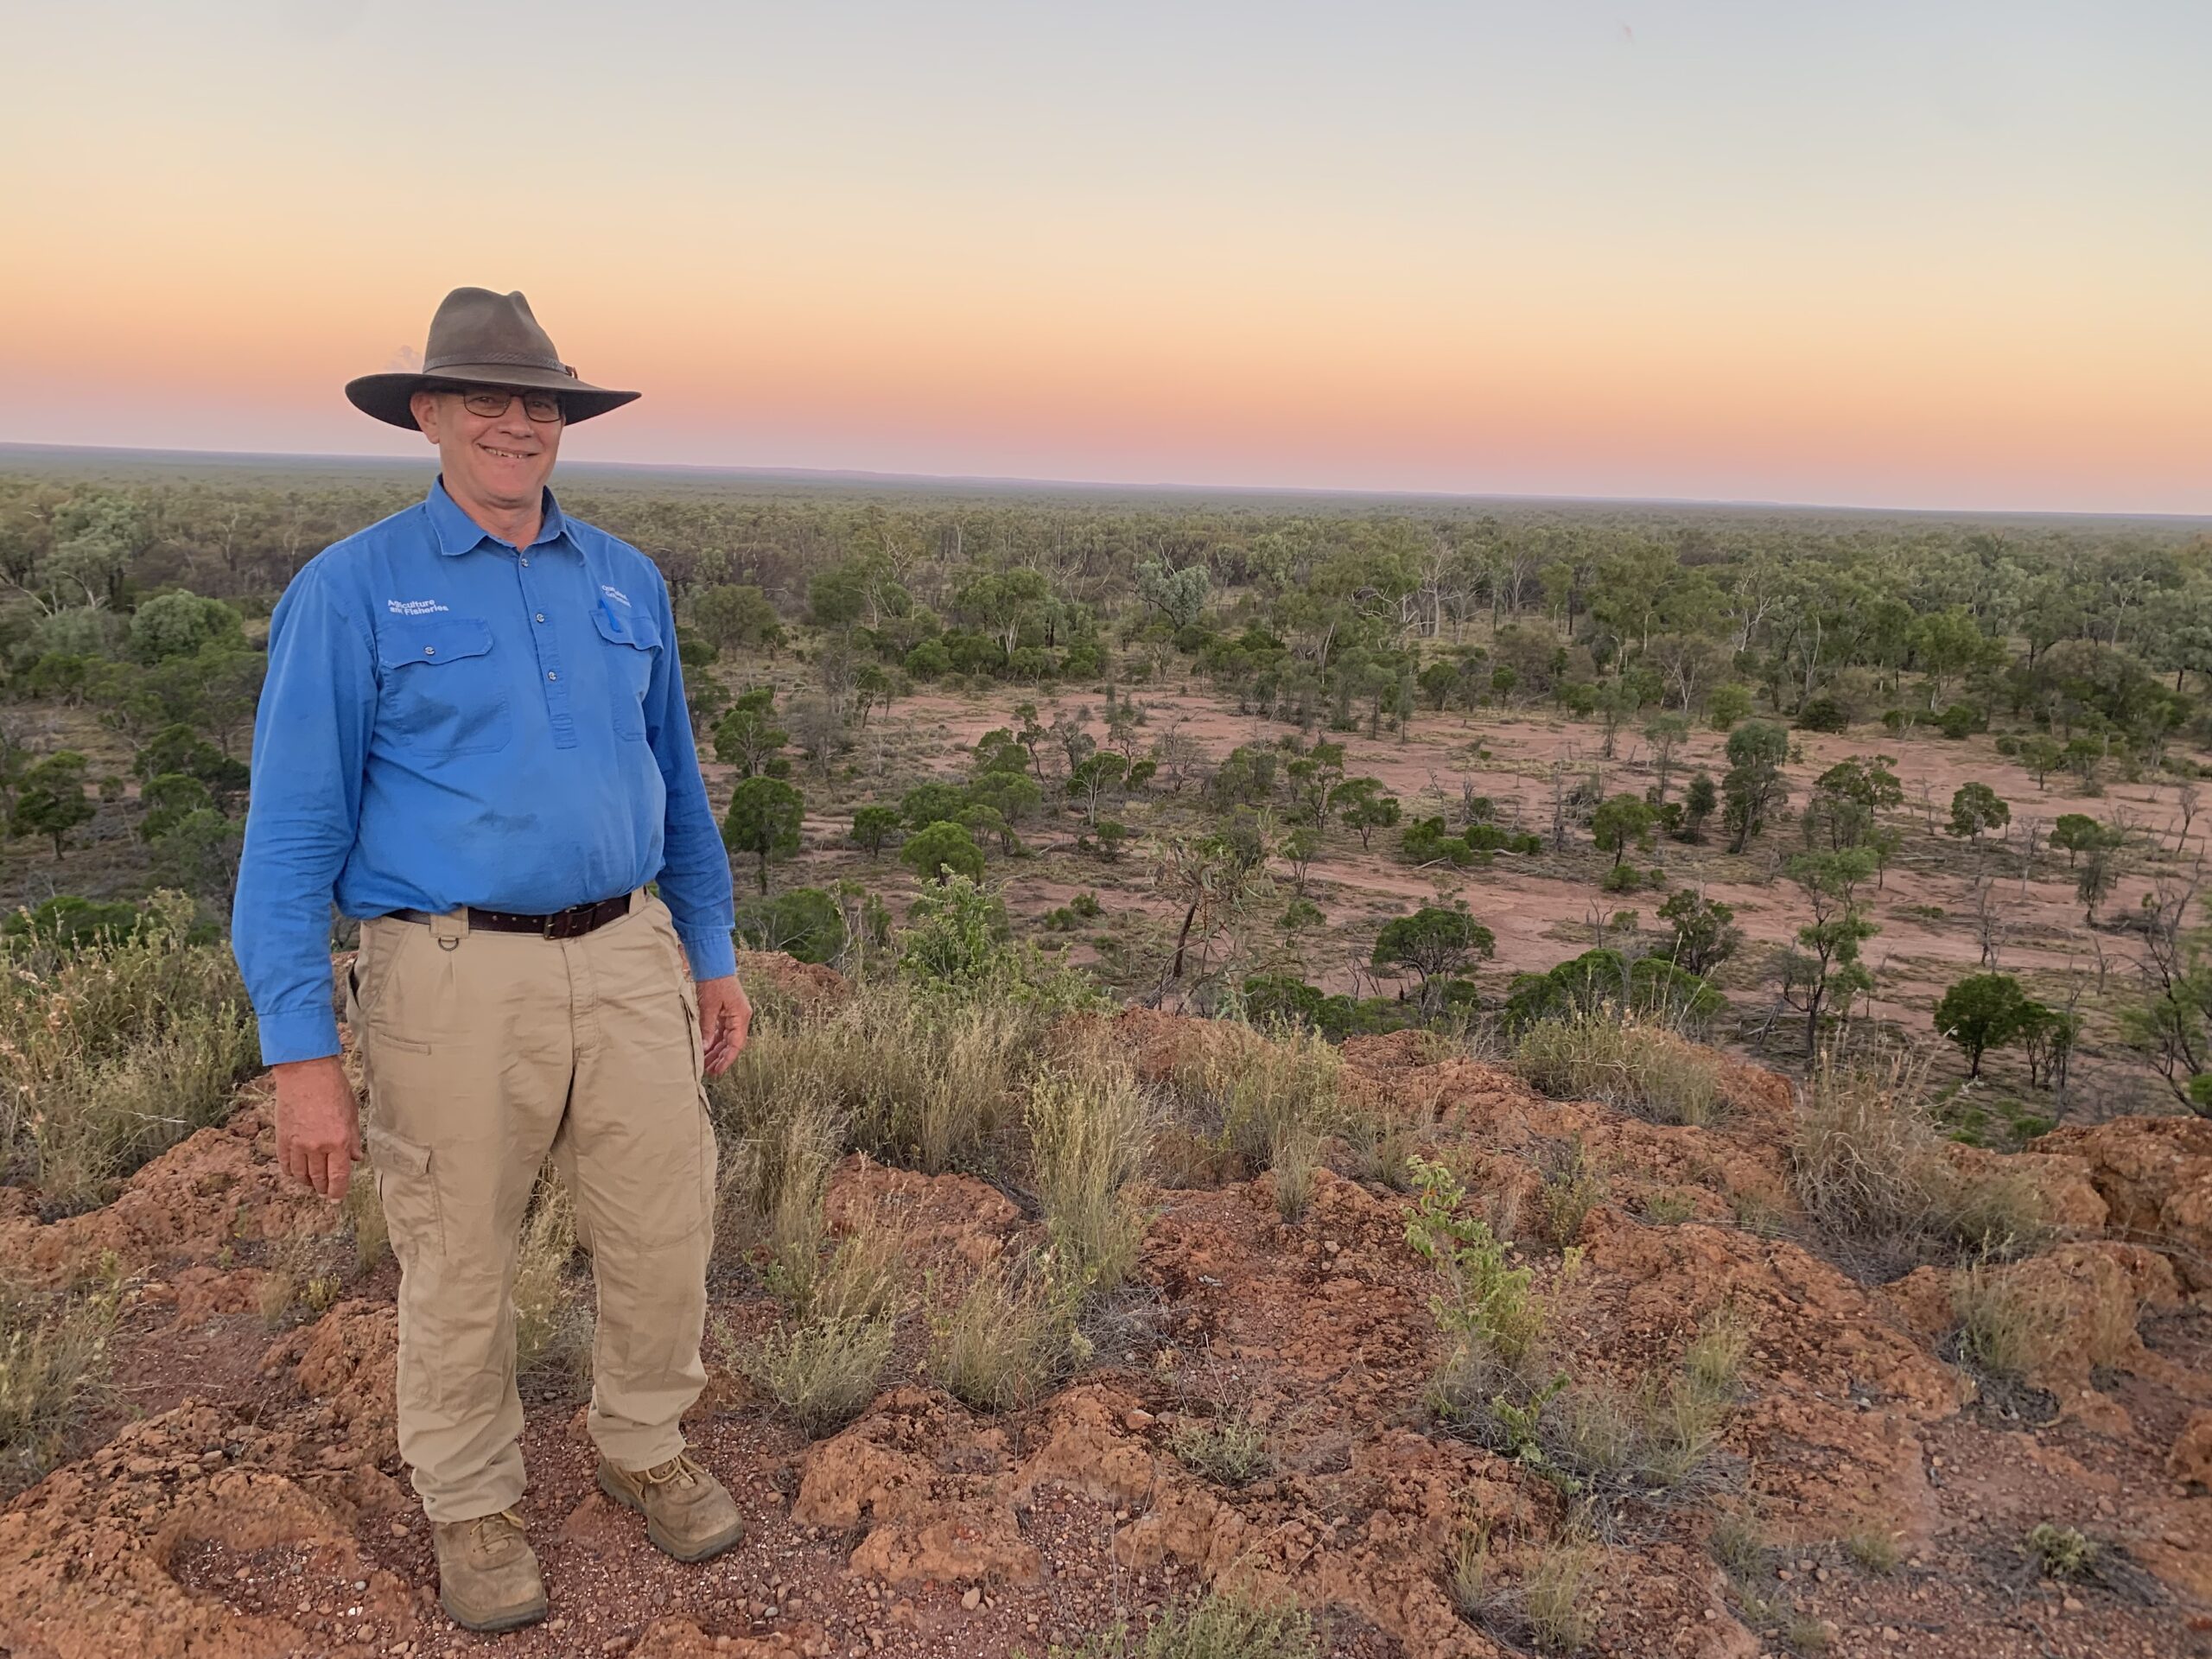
346,287,639,429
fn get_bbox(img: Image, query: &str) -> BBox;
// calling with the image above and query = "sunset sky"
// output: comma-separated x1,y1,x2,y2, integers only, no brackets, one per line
3,2,2208,512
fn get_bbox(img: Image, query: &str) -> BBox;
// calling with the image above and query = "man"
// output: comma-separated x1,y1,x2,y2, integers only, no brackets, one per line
233,287,753,1634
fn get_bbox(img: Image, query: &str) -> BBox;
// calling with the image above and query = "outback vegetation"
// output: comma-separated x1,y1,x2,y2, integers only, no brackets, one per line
0,450,2206,1657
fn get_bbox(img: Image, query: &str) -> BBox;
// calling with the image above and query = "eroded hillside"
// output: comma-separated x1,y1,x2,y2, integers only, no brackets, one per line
1,961,2209,1659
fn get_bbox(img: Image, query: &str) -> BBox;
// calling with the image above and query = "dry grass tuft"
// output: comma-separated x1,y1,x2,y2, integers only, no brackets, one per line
1515,1014,1727,1128
1161,1020,1343,1179
343,1173,389,1279
513,1169,592,1382
742,1314,893,1439
1027,1039,1154,1294
0,1268,118,1491
1951,1256,2066,1384
1166,1410,1272,1487
713,982,1033,1175
257,1229,344,1330
928,1252,1078,1414
1050,1590,1319,1659
1791,1051,2048,1269
1537,1136,1605,1248
0,893,259,1209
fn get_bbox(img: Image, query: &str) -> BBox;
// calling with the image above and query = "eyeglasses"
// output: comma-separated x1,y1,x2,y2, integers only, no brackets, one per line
447,386,565,423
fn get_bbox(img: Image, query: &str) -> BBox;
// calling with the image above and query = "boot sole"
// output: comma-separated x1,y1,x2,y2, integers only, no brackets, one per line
439,1586,549,1634
596,1467,746,1563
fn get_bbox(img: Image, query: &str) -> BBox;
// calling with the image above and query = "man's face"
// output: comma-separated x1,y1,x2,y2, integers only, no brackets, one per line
410,385,563,515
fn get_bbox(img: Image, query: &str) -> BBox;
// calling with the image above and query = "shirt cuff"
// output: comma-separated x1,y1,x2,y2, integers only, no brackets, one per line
680,927,738,982
256,1006,342,1067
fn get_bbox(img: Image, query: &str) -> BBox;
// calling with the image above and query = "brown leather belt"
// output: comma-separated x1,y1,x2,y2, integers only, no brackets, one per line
391,893,634,940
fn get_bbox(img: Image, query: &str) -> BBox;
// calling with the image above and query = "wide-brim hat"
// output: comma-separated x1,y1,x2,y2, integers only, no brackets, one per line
345,286,640,429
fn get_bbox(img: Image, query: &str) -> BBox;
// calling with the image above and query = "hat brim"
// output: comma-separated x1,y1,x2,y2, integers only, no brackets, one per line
346,363,640,430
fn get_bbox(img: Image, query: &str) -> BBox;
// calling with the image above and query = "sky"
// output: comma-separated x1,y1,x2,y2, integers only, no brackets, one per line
3,1,2209,513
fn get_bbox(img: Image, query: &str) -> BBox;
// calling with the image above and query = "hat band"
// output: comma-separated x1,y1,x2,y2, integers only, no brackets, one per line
423,349,576,376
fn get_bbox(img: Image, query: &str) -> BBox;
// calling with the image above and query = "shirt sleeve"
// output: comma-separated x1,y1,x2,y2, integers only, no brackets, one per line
231,565,376,1064
643,575,738,980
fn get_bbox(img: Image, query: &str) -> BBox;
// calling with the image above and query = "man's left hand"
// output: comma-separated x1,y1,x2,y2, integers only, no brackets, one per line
696,975,752,1075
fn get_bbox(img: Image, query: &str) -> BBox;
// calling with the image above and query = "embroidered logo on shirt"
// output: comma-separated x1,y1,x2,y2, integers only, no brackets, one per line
600,585,631,607
386,599,450,615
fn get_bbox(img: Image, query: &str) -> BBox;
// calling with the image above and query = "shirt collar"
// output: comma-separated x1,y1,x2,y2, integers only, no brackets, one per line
426,477,569,557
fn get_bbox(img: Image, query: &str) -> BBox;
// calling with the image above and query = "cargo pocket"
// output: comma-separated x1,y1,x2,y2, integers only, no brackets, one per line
364,1122,442,1262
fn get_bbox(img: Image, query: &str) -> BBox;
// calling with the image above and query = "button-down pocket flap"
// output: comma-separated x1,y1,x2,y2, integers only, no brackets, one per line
377,616,494,671
592,605,660,651
364,1123,433,1177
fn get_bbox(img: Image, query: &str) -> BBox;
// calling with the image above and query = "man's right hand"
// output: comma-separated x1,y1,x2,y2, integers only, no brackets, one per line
274,1056,362,1202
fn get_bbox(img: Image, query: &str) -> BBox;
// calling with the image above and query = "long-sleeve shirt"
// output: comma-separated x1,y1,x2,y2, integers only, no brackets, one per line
232,477,736,1065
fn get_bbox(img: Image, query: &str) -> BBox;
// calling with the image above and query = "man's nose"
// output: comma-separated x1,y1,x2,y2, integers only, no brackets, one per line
495,398,537,435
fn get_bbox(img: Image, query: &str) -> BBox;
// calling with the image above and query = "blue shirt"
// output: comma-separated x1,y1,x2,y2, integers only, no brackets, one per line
232,478,737,1065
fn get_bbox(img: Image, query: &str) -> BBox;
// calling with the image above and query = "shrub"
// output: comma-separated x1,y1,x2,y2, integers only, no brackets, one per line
1502,950,1726,1033
743,1315,893,1438
1537,1136,1605,1247
1514,1014,1727,1127
1795,695,1851,733
0,893,259,1206
900,820,985,886
2025,1522,2096,1580
1937,702,1984,740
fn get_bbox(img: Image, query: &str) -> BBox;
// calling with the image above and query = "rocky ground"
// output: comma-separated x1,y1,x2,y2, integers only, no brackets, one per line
2,985,2209,1659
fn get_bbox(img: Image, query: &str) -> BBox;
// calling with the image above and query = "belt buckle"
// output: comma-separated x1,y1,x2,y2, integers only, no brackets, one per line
543,910,573,941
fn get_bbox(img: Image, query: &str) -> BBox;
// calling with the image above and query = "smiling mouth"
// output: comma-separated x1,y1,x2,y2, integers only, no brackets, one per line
479,444,537,461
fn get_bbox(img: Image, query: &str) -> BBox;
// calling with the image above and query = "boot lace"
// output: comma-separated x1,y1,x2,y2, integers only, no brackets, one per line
638,1452,704,1491
467,1509,529,1559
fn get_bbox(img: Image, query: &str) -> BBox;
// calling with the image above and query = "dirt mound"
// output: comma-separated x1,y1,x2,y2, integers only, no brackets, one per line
2037,1116,2212,1290
7,998,2212,1656
0,1098,328,1286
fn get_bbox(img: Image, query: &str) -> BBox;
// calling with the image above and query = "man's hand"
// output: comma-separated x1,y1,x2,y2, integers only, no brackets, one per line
696,975,752,1076
274,1056,361,1202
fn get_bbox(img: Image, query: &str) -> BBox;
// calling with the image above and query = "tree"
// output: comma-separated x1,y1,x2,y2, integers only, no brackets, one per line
1281,824,1319,893
1803,755,1902,851
1720,720,1790,853
1779,847,1880,1058
1135,559,1210,630
690,583,784,656
1372,905,1497,1012
2018,735,2063,791
1681,771,1719,842
721,777,803,893
1591,793,1656,868
1657,888,1740,976
1933,971,2032,1079
139,771,213,841
128,591,241,664
901,781,969,829
12,751,93,856
900,820,985,886
1067,751,1128,826
2050,814,2104,868
968,769,1044,827
712,697,789,776
1643,713,1689,804
1339,780,1402,849
851,804,902,857
149,806,242,909
1947,782,2011,844
2076,840,2120,924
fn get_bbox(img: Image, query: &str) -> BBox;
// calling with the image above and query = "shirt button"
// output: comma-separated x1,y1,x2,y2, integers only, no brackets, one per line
547,671,558,682
520,558,530,568
423,646,435,656
535,613,546,623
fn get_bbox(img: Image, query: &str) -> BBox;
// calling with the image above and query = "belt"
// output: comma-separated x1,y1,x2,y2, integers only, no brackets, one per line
391,893,636,940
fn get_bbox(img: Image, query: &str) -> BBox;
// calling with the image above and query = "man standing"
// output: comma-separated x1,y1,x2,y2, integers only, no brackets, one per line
234,287,752,1633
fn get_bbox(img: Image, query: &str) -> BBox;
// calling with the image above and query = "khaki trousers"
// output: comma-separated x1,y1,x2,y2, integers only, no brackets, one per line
348,891,716,1523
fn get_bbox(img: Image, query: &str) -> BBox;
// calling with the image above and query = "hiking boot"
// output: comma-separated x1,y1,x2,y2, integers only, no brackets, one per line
432,1509,548,1632
596,1451,746,1562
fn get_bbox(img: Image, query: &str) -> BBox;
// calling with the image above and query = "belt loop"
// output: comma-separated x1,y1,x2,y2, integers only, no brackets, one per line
430,908,468,951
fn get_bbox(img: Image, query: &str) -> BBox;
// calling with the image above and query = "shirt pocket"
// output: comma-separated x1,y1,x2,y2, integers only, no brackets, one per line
591,601,661,742
375,616,512,758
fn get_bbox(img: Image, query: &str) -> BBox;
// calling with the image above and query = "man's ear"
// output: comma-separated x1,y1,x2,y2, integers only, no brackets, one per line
410,389,442,441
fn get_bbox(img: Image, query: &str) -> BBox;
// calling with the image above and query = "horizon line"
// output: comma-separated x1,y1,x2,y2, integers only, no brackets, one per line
3,439,2209,528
